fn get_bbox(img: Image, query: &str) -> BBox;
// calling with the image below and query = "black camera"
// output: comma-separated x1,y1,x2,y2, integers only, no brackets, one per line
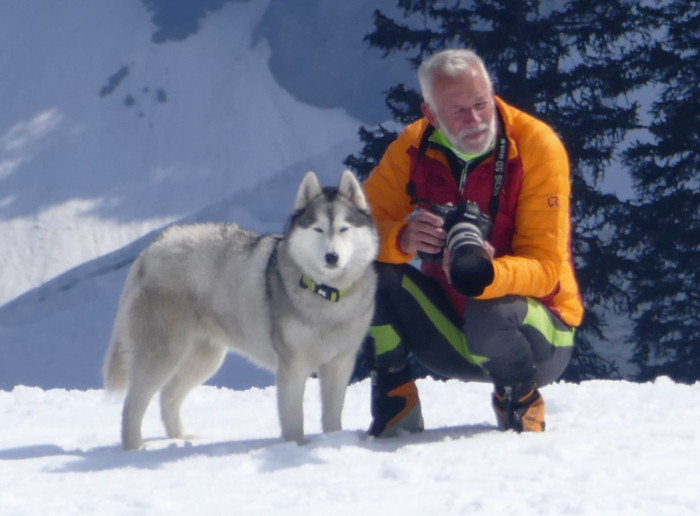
417,201,494,297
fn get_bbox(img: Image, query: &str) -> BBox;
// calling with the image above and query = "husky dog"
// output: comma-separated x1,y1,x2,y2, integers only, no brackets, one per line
103,170,378,450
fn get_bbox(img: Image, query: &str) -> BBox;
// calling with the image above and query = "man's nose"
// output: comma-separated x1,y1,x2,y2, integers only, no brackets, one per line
463,108,481,124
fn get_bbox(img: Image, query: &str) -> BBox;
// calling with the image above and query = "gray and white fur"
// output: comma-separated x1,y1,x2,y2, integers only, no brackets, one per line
103,170,378,450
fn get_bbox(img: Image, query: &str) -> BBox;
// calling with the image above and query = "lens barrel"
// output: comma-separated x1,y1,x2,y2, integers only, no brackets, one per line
446,222,494,296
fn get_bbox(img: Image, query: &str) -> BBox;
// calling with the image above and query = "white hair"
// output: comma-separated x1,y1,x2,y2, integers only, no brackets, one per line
418,49,493,108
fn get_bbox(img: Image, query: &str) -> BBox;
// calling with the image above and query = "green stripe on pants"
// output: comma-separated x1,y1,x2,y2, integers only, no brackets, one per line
523,298,575,347
401,275,488,367
369,324,402,356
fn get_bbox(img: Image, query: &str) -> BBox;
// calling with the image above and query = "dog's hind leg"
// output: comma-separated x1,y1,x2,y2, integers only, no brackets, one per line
121,293,190,450
122,364,175,450
160,340,227,440
318,352,357,434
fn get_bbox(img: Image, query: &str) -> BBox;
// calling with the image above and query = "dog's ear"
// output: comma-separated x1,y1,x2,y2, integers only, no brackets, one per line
338,170,369,212
294,171,322,210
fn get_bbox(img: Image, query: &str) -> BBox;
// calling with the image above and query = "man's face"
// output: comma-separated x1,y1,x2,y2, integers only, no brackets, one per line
422,69,496,156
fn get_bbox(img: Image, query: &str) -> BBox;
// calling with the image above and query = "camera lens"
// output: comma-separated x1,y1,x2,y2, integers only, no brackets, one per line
446,222,494,296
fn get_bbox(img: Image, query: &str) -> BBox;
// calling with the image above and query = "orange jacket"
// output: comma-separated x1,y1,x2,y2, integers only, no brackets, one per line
363,96,584,327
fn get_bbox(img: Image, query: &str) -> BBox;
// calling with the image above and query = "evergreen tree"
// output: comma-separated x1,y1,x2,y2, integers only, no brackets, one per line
346,0,656,381
622,1,700,383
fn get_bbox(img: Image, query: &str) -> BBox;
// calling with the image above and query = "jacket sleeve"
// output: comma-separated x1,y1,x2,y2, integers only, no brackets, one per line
480,121,572,300
362,124,423,264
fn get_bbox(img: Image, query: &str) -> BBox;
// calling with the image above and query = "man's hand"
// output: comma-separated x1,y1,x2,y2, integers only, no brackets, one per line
399,209,446,255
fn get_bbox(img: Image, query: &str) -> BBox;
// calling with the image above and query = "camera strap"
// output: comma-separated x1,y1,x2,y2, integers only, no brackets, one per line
489,110,509,225
406,107,509,227
405,124,435,202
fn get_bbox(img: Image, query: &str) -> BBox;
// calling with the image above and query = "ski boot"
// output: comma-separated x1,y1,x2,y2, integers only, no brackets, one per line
368,363,424,438
492,384,545,432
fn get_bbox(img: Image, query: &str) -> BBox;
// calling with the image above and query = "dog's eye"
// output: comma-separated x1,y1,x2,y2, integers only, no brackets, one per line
314,227,324,233
339,226,349,233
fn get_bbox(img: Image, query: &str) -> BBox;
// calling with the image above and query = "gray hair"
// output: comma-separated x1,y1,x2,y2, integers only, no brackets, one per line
418,49,493,107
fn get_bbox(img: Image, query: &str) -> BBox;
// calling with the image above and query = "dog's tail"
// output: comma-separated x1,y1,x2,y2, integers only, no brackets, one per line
103,333,129,392
103,256,143,393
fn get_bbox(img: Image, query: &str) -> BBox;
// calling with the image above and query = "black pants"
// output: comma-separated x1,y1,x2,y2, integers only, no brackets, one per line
368,263,574,390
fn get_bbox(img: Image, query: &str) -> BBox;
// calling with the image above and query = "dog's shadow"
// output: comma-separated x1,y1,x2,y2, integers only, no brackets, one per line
0,423,496,474
0,436,280,473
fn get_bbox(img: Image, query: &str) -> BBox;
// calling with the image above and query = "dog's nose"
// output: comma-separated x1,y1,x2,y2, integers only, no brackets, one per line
325,252,339,266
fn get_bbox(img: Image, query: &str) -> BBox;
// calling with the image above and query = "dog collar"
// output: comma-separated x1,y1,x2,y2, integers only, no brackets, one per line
298,275,351,302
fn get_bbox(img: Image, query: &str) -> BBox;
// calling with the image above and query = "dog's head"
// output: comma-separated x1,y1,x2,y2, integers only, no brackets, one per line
286,170,378,286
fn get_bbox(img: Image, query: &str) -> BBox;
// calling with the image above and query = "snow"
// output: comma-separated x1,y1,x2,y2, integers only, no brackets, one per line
0,0,364,306
1,1,689,514
2,377,699,515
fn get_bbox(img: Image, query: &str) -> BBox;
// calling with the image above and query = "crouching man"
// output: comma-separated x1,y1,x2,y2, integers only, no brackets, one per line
362,49,584,436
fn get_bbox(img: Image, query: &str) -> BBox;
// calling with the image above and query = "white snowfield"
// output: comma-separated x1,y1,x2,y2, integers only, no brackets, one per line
1,377,698,515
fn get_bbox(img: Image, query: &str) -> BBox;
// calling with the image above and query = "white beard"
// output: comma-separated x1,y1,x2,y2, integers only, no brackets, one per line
440,115,497,156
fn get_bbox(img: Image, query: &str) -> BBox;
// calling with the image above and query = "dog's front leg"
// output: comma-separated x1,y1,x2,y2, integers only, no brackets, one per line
318,352,356,434
276,360,309,443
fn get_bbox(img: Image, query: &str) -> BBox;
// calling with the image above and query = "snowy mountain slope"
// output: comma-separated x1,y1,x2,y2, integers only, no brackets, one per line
0,0,395,306
258,0,415,124
0,0,406,391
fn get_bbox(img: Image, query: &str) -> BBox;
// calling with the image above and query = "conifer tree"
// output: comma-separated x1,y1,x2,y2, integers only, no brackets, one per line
346,0,655,381
622,2,700,383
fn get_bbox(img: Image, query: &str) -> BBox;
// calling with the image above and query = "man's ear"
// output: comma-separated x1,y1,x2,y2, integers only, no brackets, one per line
421,102,439,128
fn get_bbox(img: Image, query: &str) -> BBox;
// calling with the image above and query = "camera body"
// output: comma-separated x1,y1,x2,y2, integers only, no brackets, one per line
417,201,495,297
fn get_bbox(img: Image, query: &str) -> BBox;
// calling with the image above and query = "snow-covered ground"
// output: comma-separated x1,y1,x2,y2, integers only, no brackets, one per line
2,377,698,515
